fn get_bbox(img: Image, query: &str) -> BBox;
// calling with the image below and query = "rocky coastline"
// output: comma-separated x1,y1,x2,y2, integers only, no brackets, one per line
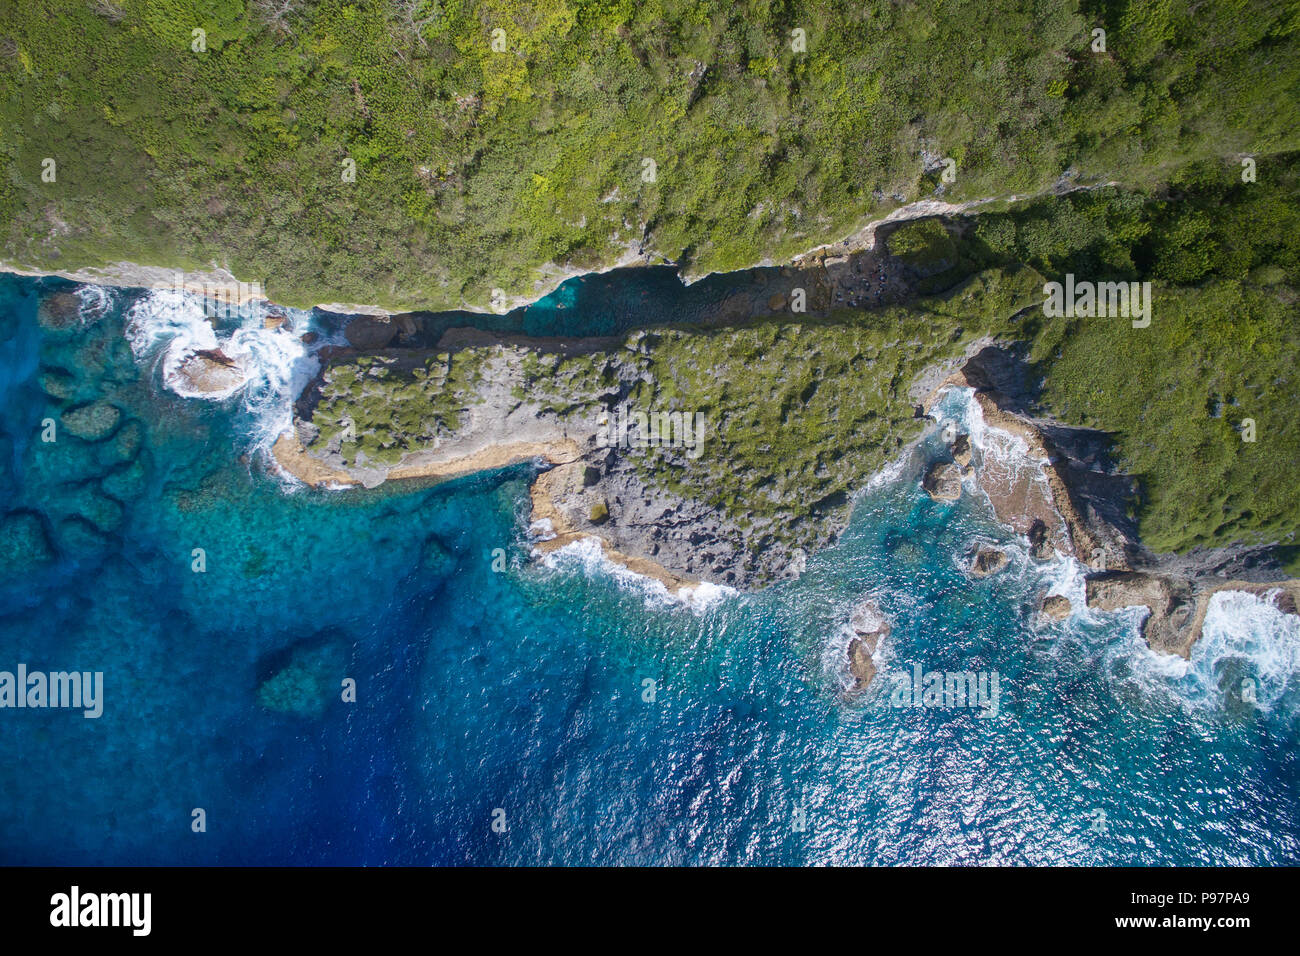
268,300,1299,669
922,357,1300,662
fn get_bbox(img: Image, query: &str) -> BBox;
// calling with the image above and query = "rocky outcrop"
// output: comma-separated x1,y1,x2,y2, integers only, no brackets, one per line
950,432,972,467
1040,594,1072,620
846,600,890,694
923,368,1119,567
847,638,876,691
529,458,699,595
922,461,963,501
925,349,1299,658
1085,571,1198,657
172,349,247,396
969,546,1008,577
1084,572,1300,658
1027,519,1055,562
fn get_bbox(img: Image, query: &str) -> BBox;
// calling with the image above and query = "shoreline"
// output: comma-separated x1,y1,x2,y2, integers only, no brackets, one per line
272,427,700,595
0,182,1112,318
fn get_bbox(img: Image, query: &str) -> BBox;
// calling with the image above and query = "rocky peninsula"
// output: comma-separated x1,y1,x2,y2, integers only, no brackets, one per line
264,239,1298,670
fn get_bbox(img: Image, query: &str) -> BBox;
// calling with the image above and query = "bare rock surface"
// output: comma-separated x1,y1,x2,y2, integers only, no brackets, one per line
922,461,963,501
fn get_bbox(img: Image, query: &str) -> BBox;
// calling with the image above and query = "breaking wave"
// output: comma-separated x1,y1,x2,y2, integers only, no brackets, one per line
123,287,319,453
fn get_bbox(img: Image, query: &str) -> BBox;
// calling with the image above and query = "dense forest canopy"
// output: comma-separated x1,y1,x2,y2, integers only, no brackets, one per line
1,0,1298,309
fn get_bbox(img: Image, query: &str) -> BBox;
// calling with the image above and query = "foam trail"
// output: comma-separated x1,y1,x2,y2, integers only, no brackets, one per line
1189,590,1300,710
123,287,319,453
536,537,736,612
930,385,1047,500
75,284,114,323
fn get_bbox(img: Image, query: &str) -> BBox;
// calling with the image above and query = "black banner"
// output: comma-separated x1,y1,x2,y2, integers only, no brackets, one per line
0,866,1275,941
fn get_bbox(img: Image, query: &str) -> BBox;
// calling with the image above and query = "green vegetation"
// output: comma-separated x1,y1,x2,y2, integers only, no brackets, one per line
306,154,1300,566
307,349,485,465
2,0,1299,309
943,156,1300,556
309,264,1043,562
1035,280,1299,555
612,266,1042,547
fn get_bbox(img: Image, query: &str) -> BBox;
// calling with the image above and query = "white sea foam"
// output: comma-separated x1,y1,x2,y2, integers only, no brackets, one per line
75,284,114,323
1099,589,1300,711
536,537,736,612
862,450,911,492
1189,590,1300,709
123,287,319,453
930,385,1054,512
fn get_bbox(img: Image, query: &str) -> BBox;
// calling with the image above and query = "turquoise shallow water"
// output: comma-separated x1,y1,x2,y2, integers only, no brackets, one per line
1,272,1298,865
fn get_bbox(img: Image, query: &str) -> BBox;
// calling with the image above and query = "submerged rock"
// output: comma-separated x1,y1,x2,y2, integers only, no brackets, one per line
39,368,80,402
36,292,83,332
0,511,55,578
922,461,963,501
969,546,1009,577
256,641,349,718
55,515,109,557
62,485,124,534
100,458,148,501
60,402,122,442
420,534,457,576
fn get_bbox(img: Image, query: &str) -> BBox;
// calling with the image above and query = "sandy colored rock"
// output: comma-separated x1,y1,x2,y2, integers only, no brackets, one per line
529,459,698,595
1085,571,1197,657
1040,594,1072,620
970,546,1009,577
847,637,876,690
271,433,359,488
172,349,247,395
950,432,972,467
922,461,963,501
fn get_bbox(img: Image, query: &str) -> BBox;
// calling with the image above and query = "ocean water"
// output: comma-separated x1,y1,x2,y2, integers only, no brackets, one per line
1,271,1298,866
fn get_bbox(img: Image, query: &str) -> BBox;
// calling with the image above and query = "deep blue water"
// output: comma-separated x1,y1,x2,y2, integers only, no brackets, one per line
1,271,1298,865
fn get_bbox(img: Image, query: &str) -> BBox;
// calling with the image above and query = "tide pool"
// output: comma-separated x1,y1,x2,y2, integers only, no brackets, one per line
0,272,1297,865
